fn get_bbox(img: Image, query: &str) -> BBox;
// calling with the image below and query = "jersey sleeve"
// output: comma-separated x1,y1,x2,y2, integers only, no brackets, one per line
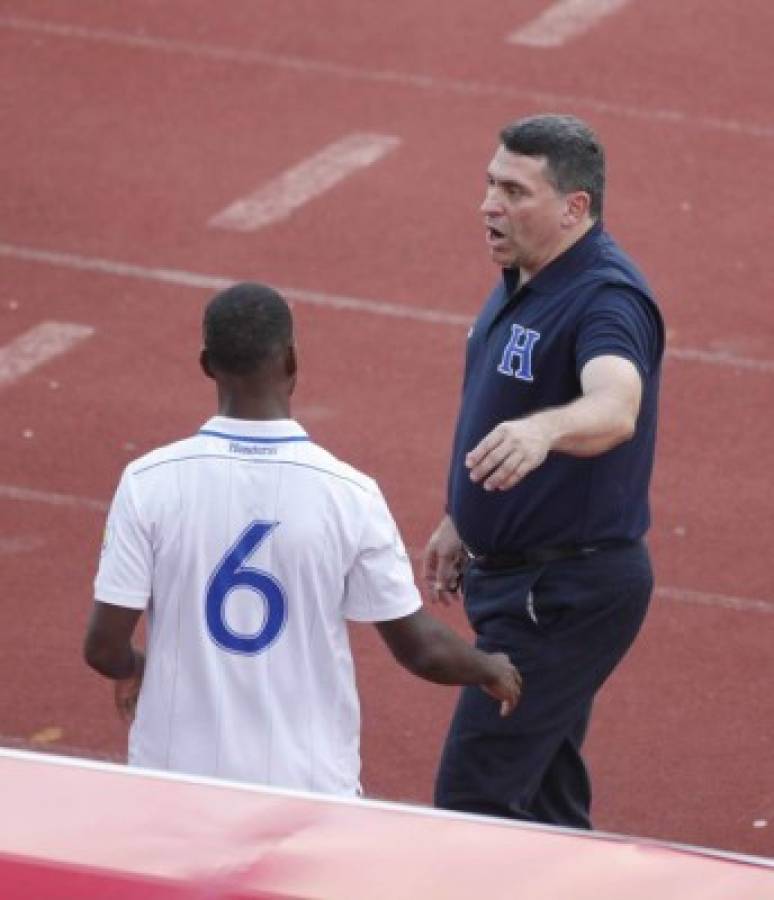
343,487,422,623
575,286,664,381
93,467,152,609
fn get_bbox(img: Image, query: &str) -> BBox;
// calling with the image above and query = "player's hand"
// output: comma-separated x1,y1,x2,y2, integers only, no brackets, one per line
114,650,145,725
423,515,467,606
466,417,552,491
481,652,523,717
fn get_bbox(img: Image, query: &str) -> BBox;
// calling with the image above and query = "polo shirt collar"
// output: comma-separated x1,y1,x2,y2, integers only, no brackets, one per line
199,416,309,442
505,220,604,296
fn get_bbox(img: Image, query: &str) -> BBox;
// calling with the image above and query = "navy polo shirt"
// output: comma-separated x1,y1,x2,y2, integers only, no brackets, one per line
447,222,665,557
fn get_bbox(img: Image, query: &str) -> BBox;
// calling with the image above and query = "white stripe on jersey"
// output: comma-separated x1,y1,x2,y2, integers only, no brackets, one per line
94,416,421,795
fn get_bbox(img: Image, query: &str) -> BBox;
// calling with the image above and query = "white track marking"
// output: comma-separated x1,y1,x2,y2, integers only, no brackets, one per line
210,134,400,231
666,346,774,374
0,484,772,617
0,536,45,555
507,0,632,48
1,241,772,373
0,242,470,326
0,321,94,388
0,484,108,512
655,586,774,615
1,16,772,141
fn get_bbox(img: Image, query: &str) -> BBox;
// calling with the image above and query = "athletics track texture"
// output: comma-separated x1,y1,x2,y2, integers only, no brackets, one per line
0,0,772,859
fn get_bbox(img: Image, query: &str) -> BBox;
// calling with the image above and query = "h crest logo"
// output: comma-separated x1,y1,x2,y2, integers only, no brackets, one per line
497,324,541,381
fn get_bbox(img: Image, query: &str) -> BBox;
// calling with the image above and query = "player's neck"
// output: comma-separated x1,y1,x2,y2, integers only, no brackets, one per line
216,393,292,421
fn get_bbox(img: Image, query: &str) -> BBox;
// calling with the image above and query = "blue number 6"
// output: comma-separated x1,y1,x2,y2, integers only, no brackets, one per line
205,521,287,655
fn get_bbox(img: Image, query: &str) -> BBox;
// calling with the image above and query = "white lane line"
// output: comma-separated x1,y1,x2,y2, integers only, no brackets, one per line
0,321,94,388
0,242,471,326
210,134,400,232
0,536,46,555
656,586,774,615
1,16,772,141
0,484,108,512
1,485,773,617
666,346,774,374
2,241,773,373
507,0,632,48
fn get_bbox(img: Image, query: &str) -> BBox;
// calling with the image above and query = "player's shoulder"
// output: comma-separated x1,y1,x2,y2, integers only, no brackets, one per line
300,441,379,497
122,434,204,480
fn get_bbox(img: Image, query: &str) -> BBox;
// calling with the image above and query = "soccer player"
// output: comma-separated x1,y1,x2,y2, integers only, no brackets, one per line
84,281,520,796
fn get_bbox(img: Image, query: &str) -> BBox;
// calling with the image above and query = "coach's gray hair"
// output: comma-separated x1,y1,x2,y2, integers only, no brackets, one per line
499,114,605,220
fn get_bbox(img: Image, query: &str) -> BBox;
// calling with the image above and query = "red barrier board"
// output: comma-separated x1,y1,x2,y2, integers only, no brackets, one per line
0,749,771,899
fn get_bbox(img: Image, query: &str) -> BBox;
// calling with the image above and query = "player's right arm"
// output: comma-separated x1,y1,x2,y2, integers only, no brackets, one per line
83,602,143,678
375,610,522,716
83,602,145,723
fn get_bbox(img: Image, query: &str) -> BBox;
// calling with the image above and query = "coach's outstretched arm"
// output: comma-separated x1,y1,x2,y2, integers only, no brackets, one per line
466,355,642,492
376,609,522,716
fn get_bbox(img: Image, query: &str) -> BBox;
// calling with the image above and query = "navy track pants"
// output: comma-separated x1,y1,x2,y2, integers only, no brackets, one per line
434,541,653,828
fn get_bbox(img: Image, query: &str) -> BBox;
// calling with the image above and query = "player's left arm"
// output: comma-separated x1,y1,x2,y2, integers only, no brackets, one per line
376,609,522,715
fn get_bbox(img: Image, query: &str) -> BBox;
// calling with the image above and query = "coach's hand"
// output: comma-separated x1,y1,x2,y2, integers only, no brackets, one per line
466,417,551,491
114,650,145,725
481,652,523,716
423,514,467,605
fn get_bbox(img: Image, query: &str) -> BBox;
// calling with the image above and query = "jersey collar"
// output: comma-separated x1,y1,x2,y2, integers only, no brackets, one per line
504,220,604,297
199,416,309,443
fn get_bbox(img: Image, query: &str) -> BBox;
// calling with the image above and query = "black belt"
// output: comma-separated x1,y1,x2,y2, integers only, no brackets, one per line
467,540,635,571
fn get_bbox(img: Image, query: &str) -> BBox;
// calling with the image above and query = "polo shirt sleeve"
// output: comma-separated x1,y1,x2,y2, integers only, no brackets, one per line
575,286,663,381
343,487,423,623
93,467,152,610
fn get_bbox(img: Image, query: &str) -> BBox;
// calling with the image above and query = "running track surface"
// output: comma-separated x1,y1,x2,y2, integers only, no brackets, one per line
1,0,772,858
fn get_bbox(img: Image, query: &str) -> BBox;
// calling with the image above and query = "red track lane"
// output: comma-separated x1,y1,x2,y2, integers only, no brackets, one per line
1,0,772,858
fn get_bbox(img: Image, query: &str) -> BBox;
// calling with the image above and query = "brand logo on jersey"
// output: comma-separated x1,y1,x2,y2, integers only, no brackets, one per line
229,441,278,455
497,324,541,381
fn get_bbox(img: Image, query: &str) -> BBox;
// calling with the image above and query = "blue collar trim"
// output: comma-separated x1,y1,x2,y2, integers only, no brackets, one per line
198,429,310,444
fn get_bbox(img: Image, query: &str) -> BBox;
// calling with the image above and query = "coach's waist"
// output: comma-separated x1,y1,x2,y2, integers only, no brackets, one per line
467,539,637,571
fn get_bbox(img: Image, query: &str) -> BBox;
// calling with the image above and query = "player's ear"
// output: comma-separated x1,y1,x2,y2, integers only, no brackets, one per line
285,343,298,379
200,349,215,380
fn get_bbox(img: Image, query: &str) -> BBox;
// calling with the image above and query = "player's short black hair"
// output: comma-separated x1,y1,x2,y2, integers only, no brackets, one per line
203,282,293,375
499,114,605,220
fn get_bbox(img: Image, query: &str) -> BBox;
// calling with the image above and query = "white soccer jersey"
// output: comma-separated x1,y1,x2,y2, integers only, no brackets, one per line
94,416,421,795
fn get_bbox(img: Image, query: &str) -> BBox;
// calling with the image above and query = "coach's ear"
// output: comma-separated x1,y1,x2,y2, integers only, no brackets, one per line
561,190,591,228
200,348,215,379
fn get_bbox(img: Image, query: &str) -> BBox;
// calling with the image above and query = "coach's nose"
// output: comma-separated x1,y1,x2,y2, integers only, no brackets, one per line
480,185,503,216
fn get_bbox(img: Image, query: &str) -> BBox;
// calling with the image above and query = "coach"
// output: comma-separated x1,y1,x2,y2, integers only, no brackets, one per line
424,114,664,828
